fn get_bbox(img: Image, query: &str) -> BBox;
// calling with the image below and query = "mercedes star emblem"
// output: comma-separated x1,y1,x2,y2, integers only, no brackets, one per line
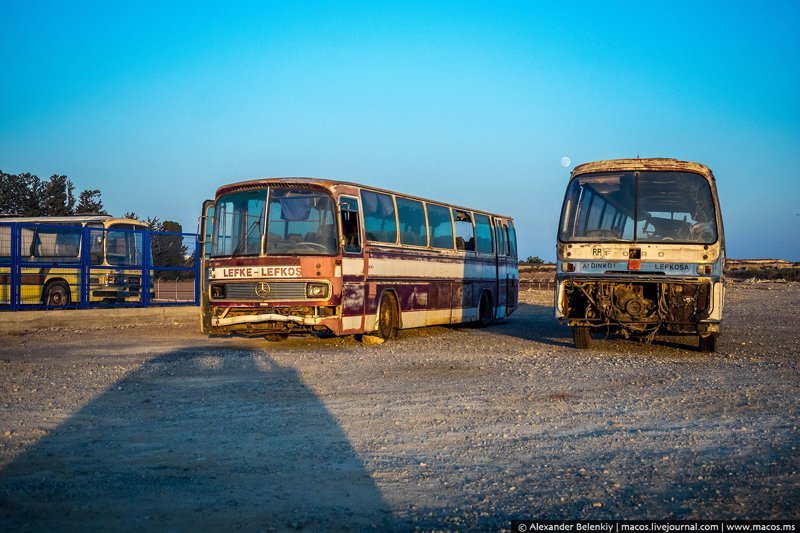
255,282,271,298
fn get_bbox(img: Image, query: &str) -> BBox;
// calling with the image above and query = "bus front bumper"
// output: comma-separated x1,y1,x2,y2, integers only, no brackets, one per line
92,287,154,299
212,313,325,327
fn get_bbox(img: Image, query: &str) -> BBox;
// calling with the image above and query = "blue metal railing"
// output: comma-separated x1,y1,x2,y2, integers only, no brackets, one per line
0,222,200,311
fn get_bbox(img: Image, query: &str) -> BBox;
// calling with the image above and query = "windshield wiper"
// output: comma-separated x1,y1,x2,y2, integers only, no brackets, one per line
232,217,263,255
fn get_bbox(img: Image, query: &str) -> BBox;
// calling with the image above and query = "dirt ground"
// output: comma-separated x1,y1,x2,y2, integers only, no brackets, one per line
1,284,798,530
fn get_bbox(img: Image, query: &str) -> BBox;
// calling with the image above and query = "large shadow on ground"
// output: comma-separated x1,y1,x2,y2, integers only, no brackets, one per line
491,301,704,353
0,346,391,530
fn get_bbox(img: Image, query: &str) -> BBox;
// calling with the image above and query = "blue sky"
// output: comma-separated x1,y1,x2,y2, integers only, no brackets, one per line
2,1,799,260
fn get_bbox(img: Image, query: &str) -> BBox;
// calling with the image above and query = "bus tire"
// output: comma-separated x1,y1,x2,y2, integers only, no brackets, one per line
699,333,718,353
572,326,592,349
374,292,398,340
43,281,71,308
476,291,493,328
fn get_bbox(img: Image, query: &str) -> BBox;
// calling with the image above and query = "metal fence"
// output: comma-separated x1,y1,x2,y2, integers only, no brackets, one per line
0,222,199,311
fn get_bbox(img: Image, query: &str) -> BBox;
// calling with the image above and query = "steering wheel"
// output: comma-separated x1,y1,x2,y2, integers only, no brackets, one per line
294,241,329,252
640,215,655,238
690,223,714,243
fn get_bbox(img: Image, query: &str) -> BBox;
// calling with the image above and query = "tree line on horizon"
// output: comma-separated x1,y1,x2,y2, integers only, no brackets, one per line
0,169,183,231
0,170,106,217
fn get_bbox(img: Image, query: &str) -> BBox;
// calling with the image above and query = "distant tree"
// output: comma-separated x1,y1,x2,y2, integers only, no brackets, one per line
0,171,43,215
41,174,76,216
160,220,183,234
123,211,141,221
151,220,190,280
525,255,546,265
76,189,108,215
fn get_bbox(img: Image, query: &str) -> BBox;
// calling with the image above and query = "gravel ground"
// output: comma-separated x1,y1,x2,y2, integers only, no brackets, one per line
0,283,798,530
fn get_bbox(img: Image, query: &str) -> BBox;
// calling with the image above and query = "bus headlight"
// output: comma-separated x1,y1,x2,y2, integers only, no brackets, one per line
210,284,226,299
697,264,712,275
306,282,329,299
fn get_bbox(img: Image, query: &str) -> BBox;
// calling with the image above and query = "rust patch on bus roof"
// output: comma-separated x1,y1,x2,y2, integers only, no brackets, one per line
571,158,715,181
216,178,337,197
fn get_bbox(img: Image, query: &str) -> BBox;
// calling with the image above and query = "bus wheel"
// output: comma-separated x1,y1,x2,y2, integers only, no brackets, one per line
375,292,398,340
43,281,71,308
476,291,493,328
572,326,592,349
699,333,718,353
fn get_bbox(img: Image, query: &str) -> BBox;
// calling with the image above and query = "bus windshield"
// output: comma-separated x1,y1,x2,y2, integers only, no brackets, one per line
105,224,144,265
212,188,337,257
559,171,718,244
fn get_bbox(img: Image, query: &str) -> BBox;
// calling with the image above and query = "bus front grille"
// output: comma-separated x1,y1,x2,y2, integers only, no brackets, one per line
217,281,308,301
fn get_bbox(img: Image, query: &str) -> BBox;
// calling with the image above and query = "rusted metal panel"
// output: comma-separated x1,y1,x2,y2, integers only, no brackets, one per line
571,158,715,181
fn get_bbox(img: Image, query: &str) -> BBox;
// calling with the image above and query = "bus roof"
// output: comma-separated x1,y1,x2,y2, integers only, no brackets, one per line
215,177,515,221
0,215,148,227
571,158,715,181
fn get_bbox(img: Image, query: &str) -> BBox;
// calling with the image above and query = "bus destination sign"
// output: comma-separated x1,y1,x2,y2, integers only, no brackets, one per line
211,266,302,279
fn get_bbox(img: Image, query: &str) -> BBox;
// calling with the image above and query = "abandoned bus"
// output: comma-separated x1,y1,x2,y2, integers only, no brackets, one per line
0,215,152,307
555,158,725,352
199,178,518,340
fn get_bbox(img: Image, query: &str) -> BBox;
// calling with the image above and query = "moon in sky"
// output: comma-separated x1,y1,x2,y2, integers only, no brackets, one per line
560,156,571,167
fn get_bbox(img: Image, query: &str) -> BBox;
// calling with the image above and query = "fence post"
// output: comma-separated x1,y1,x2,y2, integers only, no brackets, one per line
10,223,20,311
194,234,201,306
142,230,151,307
80,226,91,308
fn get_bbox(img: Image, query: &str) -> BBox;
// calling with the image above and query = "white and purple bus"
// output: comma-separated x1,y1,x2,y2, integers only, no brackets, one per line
200,178,518,341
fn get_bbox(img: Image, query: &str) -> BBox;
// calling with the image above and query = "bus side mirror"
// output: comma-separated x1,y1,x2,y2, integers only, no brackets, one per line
197,215,206,243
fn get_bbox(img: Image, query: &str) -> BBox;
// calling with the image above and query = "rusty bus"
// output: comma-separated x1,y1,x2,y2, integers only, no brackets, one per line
0,215,152,307
199,178,518,340
555,158,725,352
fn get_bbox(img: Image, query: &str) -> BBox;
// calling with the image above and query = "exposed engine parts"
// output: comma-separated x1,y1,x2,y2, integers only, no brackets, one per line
564,280,711,340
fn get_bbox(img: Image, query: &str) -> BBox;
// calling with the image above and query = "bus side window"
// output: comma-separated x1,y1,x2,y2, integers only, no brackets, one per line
360,190,397,244
507,221,518,258
89,225,105,265
453,209,475,251
54,231,80,258
496,222,508,256
473,213,493,254
340,197,361,253
0,225,10,257
426,204,454,249
20,227,35,257
34,225,82,259
396,197,428,246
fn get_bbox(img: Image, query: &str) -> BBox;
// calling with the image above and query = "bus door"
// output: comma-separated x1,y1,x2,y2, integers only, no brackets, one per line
199,199,215,334
494,218,509,319
505,222,517,314
339,196,366,333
